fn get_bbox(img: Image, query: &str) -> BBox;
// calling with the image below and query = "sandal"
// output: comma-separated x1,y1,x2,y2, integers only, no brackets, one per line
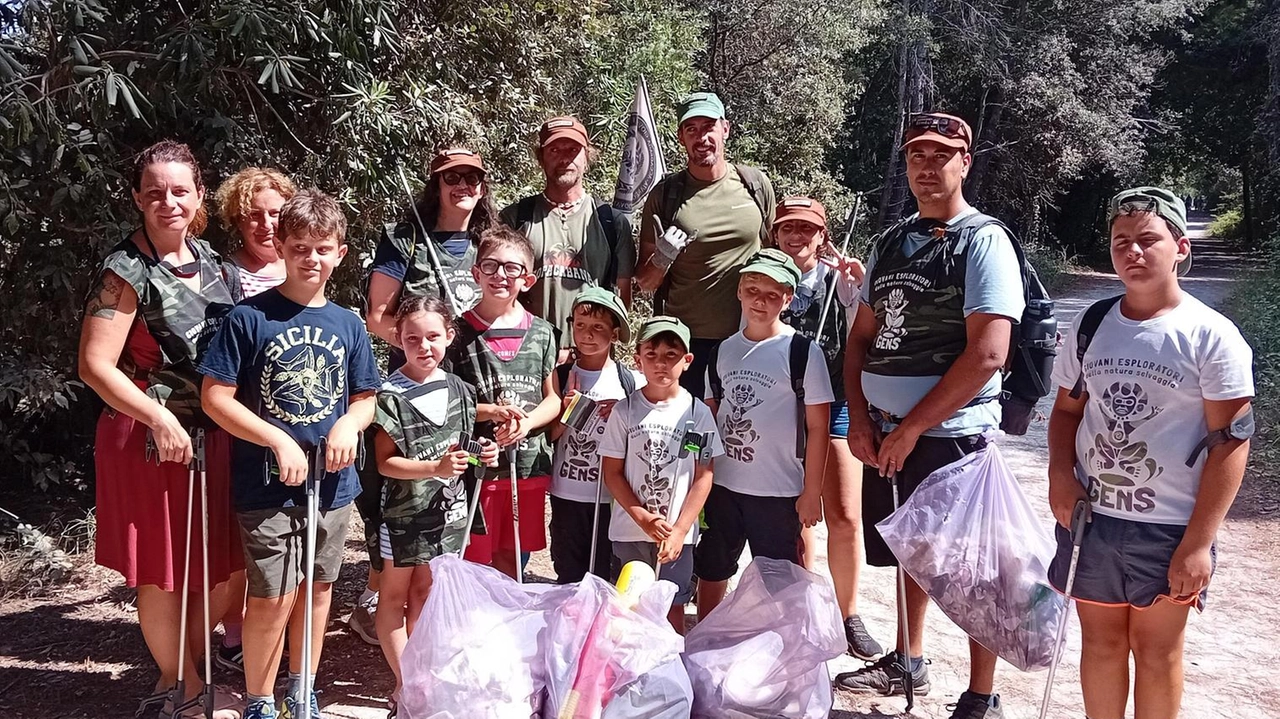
163,685,244,719
134,691,169,719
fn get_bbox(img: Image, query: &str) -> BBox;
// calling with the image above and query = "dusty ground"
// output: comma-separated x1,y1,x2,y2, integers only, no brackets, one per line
2,216,1277,719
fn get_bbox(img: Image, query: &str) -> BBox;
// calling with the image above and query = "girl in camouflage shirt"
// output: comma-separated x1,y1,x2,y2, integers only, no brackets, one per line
371,295,499,712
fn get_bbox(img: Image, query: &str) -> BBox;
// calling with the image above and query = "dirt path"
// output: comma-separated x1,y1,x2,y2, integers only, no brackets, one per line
827,215,1280,719
2,216,1277,719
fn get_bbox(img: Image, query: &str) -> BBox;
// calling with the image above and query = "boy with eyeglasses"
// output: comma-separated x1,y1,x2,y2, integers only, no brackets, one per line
446,226,562,580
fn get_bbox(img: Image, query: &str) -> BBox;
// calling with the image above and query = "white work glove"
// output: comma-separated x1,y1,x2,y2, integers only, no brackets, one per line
651,215,693,269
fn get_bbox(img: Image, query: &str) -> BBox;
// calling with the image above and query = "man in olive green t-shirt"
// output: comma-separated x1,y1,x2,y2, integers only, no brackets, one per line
636,91,775,396
504,115,635,361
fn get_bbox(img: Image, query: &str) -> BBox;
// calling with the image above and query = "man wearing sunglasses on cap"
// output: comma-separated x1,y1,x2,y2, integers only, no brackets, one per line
635,92,775,398
838,113,1023,719
503,116,636,363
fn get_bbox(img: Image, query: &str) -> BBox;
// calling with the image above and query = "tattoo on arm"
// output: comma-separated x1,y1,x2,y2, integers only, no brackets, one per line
86,272,125,319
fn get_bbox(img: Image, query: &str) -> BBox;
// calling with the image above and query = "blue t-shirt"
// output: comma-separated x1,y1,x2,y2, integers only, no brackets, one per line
859,208,1025,437
370,229,470,283
199,289,382,511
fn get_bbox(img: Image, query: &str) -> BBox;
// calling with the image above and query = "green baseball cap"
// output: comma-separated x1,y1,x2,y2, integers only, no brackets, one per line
739,247,802,289
1108,186,1191,274
571,286,631,343
636,315,691,351
677,92,726,125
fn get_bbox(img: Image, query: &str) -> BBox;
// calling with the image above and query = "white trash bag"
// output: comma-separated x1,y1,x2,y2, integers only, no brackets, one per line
544,571,690,718
682,557,845,718
400,554,565,719
876,440,1067,671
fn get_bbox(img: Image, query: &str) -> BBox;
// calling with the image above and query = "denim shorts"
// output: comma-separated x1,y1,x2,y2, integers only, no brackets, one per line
828,400,850,438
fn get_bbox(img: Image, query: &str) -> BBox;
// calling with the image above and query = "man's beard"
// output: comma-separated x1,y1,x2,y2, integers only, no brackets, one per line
549,168,581,190
689,147,719,167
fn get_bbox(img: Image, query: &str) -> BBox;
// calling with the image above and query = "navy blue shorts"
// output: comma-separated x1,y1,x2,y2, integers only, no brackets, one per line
1048,512,1213,610
693,484,800,582
828,400,850,438
549,496,616,584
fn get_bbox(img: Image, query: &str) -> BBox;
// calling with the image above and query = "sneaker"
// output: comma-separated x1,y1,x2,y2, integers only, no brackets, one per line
216,642,245,674
844,614,884,660
833,651,930,696
244,700,278,719
347,593,379,646
946,691,1004,719
281,691,322,719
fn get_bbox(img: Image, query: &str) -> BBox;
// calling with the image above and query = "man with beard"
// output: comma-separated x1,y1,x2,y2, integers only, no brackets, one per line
504,116,635,361
837,113,1023,718
636,92,774,397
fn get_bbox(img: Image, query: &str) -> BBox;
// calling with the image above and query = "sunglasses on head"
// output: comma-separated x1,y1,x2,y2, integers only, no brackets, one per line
476,259,527,278
441,171,484,187
908,114,966,139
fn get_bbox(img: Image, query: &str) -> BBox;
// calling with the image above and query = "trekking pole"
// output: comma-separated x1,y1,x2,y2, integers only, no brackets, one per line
813,194,863,346
167,436,199,719
588,465,605,579
1038,499,1093,719
891,475,915,714
300,438,325,719
397,166,463,318
195,430,214,719
456,433,485,559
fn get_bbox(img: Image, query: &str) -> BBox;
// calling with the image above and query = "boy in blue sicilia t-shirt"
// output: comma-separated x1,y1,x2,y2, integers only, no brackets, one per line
201,189,381,719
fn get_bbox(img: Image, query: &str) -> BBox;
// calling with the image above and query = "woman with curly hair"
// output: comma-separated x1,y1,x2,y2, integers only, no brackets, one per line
215,167,297,298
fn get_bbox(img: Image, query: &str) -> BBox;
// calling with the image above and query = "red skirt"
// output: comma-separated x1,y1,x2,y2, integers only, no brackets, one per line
94,408,243,592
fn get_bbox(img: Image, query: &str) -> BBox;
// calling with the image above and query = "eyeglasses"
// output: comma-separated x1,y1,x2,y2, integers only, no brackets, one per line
476,259,527,278
441,171,484,187
907,114,967,139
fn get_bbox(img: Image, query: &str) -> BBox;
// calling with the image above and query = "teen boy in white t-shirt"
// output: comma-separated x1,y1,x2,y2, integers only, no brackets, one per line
601,316,721,633
695,248,833,618
1047,187,1253,719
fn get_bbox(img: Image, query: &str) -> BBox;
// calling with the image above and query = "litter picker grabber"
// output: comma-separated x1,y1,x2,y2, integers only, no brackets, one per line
299,437,327,719
455,432,485,558
398,166,463,318
891,475,914,715
508,445,523,584
168,428,213,719
1038,499,1093,719
813,193,863,347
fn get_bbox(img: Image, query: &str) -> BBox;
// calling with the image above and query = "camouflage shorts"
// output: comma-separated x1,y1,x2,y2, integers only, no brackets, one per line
381,476,471,567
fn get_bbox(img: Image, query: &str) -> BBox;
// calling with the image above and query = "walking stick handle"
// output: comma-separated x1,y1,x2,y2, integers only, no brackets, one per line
1069,499,1092,544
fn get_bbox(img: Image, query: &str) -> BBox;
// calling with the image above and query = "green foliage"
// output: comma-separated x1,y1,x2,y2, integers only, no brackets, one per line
1211,207,1247,246
1222,264,1280,474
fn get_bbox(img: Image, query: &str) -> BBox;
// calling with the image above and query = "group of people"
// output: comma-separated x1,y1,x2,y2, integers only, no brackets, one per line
79,90,1254,719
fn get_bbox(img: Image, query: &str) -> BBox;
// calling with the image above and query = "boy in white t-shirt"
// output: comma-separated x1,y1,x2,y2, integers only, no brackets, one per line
548,287,644,583
694,248,834,619
1047,187,1253,719
601,316,720,633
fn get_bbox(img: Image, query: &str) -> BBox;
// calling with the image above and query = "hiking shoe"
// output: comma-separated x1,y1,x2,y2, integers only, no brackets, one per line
216,641,245,674
244,700,278,719
946,691,1004,719
347,593,379,646
844,614,884,660
281,691,322,719
833,651,930,696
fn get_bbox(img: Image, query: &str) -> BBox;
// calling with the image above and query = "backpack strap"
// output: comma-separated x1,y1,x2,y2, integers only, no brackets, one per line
790,333,812,459
657,170,687,232
733,164,770,240
554,362,573,396
615,361,637,395
515,196,538,229
593,198,621,289
707,341,724,402
1069,295,1123,399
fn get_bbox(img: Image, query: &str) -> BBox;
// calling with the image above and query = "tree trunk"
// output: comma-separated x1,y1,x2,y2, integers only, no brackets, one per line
1242,155,1254,247
877,0,932,230
966,84,1004,201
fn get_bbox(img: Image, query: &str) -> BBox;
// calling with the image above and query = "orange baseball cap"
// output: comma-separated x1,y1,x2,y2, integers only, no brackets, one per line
538,116,590,148
772,196,828,229
429,148,486,176
902,113,972,151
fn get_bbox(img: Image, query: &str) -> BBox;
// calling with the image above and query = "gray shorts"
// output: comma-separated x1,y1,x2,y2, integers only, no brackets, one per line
1048,512,1213,610
236,503,353,599
613,540,695,605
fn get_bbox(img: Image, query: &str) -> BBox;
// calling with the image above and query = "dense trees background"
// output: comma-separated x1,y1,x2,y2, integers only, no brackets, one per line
0,0,1275,494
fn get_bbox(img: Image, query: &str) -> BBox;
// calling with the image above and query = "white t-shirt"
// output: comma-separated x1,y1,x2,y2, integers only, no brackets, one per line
1051,294,1254,525
383,369,450,425
550,361,646,502
706,327,835,496
599,388,723,544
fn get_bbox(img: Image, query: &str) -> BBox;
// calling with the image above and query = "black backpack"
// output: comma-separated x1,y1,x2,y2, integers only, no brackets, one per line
513,196,626,289
555,361,638,398
872,212,1058,435
706,334,813,459
1067,295,1123,400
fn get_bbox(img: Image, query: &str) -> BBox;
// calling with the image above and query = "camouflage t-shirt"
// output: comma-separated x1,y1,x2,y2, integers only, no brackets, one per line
371,222,481,313
92,237,237,426
374,369,479,563
447,310,557,479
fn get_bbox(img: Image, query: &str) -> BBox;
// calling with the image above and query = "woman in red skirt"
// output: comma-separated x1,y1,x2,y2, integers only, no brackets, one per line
78,140,244,718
